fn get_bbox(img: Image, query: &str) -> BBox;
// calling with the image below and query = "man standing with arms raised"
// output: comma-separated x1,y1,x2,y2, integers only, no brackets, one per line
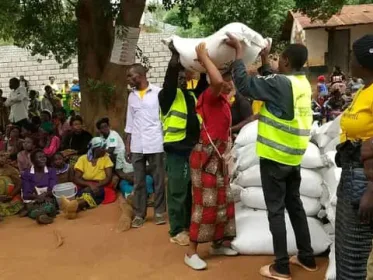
125,64,166,228
226,35,317,280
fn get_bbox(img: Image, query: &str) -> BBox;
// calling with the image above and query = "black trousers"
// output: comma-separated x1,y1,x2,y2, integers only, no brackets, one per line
260,158,314,274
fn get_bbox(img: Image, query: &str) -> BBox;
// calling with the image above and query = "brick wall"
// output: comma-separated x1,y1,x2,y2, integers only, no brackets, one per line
0,32,172,97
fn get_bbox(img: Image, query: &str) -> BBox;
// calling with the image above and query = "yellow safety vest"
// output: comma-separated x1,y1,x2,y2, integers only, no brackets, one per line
256,75,313,166
161,88,201,143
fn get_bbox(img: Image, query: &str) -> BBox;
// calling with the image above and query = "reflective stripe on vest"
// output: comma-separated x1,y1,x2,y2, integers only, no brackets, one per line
161,88,200,143
256,75,313,166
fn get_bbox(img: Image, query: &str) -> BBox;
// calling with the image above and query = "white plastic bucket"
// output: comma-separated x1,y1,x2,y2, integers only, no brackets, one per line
52,182,78,208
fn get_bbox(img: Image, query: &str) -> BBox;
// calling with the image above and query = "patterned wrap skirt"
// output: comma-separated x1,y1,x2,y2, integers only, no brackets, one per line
189,138,236,243
335,164,373,279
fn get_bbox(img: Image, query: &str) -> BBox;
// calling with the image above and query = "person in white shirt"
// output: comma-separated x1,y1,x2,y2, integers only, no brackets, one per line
4,78,29,128
48,76,59,93
125,63,166,228
96,117,125,166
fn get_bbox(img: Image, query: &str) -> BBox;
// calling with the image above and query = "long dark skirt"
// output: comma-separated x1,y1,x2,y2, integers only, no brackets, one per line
335,166,373,279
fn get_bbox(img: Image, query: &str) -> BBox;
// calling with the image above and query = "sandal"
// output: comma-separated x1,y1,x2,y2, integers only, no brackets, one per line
259,264,292,280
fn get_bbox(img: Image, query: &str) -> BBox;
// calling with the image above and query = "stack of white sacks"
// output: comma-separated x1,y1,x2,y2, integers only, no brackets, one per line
230,117,342,280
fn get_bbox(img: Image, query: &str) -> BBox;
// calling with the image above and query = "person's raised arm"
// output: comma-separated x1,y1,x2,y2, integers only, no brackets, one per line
225,33,290,103
195,42,223,96
193,73,209,99
159,42,181,115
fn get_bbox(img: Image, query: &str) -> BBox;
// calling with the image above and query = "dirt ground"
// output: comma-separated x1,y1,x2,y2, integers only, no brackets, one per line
0,203,328,280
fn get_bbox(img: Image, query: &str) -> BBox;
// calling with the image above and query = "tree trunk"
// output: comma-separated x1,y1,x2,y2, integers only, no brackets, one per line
76,0,146,135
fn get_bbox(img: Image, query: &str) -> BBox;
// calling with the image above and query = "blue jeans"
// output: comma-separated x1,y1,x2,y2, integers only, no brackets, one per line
119,175,154,198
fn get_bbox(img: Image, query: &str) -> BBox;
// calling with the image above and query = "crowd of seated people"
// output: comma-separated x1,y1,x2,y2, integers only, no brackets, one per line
0,112,143,224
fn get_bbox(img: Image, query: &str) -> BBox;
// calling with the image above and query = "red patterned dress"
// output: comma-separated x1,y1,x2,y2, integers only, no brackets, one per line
189,87,236,243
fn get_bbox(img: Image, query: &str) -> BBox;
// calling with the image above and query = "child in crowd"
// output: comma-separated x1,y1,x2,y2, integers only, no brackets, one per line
28,90,41,118
17,136,37,172
116,148,154,203
52,152,73,184
20,149,58,224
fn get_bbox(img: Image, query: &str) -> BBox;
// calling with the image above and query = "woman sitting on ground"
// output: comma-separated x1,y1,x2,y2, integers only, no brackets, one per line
52,152,73,184
20,149,58,224
61,115,92,166
0,152,23,221
60,137,115,219
17,136,38,172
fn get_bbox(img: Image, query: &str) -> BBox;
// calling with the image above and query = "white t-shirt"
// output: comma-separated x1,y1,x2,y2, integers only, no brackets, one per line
102,130,125,155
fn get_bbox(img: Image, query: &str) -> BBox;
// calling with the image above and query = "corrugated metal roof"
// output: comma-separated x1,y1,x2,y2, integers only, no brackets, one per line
292,4,373,29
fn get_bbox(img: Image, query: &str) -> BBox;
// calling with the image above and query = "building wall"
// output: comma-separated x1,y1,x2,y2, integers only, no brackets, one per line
348,23,373,47
0,32,172,97
304,28,328,67
290,20,373,68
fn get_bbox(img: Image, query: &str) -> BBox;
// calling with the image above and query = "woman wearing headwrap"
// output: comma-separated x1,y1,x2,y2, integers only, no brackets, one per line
335,34,373,279
59,137,115,219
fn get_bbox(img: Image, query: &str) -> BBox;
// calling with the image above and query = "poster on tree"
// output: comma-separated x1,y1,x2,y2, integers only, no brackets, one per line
110,25,140,65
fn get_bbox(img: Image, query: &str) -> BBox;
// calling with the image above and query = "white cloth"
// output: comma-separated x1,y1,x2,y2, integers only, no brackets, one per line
125,84,163,154
5,86,29,123
41,97,54,113
102,130,125,155
49,83,59,92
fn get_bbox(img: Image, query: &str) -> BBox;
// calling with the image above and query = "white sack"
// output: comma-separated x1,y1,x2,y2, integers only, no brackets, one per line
300,169,324,198
235,165,261,187
235,143,259,171
163,23,270,73
325,115,342,139
236,167,323,198
301,142,324,169
324,136,340,154
320,165,341,206
312,122,333,148
232,208,332,255
240,187,321,216
314,133,332,148
230,183,243,203
234,120,258,147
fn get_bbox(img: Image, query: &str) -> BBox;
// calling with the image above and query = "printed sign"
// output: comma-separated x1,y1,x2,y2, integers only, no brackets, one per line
110,26,140,65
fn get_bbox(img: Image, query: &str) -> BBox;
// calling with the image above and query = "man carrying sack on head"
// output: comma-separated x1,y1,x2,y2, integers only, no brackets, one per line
226,34,317,280
159,42,207,246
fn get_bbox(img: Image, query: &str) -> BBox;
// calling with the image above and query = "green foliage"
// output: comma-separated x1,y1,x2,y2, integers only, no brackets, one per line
163,6,183,26
86,78,116,108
